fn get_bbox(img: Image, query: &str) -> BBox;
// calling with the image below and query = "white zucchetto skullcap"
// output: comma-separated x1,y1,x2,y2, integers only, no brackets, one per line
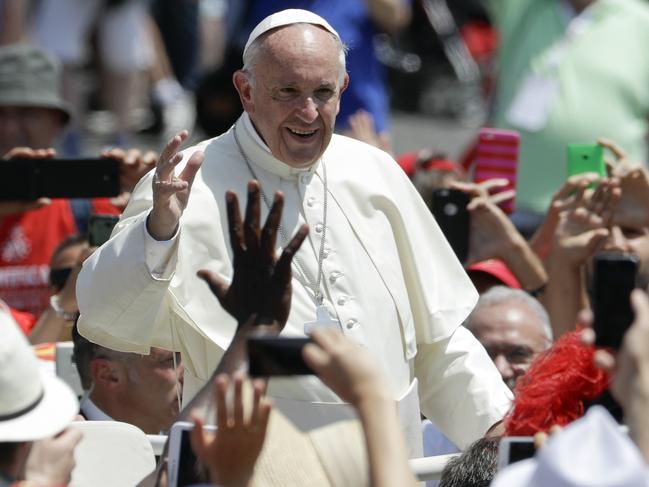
243,9,340,58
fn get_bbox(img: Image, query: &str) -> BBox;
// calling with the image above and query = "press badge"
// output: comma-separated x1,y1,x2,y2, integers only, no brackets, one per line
505,73,560,132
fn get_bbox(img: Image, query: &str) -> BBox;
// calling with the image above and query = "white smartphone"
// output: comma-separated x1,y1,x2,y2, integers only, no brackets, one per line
497,436,536,470
167,420,217,487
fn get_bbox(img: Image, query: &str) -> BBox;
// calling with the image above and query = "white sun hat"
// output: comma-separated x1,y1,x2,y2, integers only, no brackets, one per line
0,305,78,441
243,8,340,58
492,406,649,487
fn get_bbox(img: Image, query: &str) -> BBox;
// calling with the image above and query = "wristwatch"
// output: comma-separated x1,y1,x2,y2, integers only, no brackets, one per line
49,295,79,321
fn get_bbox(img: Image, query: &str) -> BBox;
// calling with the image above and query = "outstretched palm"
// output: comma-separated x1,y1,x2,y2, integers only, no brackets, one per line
198,180,308,330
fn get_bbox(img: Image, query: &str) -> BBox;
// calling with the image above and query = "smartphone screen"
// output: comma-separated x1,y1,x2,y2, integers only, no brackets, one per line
247,337,313,377
88,214,120,247
475,128,520,214
167,422,213,487
591,252,639,349
430,188,470,264
497,437,536,470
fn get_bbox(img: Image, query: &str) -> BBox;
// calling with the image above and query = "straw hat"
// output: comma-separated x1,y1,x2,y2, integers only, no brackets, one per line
224,380,368,486
0,304,78,441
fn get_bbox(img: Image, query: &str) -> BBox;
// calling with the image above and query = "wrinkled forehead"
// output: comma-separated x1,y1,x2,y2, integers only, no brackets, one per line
473,303,546,338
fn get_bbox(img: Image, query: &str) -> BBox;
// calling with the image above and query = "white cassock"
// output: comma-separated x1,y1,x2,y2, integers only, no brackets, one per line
77,113,512,453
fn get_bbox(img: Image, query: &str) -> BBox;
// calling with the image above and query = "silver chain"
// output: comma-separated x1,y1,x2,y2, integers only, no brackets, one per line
233,126,328,305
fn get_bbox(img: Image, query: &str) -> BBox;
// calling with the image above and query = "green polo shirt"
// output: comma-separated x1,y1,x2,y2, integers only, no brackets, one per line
489,0,649,213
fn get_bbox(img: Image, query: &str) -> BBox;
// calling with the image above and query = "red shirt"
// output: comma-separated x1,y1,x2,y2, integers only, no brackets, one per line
0,199,119,315
9,306,37,334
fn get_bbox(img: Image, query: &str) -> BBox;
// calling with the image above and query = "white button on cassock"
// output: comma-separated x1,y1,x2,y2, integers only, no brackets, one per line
329,271,342,284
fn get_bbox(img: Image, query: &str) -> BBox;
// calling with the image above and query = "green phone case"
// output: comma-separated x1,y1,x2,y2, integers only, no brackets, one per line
566,144,606,178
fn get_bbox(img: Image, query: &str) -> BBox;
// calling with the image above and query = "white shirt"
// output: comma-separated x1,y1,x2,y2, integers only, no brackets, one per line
77,114,512,449
79,394,113,422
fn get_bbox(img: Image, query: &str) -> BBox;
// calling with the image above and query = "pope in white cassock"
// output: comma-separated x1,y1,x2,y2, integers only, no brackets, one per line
76,9,512,454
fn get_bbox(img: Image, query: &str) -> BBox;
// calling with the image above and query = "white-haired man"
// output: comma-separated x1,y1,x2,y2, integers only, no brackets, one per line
77,9,512,453
465,286,552,391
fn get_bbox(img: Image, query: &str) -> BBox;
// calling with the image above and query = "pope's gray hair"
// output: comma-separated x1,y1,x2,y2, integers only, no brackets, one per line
465,285,553,344
242,23,348,86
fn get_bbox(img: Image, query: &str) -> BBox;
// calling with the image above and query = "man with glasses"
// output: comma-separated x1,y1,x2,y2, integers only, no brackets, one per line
464,286,552,390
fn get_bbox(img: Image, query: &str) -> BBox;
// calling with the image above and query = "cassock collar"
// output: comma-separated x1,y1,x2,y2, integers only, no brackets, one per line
238,112,320,181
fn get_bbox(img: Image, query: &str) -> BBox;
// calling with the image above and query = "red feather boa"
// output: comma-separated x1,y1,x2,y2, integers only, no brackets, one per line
504,329,610,436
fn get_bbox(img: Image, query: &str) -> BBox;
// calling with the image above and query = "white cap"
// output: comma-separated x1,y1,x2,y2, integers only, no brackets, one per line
243,9,340,59
0,303,78,441
492,406,649,487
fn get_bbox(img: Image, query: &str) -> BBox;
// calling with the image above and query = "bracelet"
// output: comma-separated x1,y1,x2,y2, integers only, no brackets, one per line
49,295,79,321
527,283,547,298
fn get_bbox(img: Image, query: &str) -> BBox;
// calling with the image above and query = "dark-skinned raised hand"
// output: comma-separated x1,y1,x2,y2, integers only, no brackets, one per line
198,180,308,332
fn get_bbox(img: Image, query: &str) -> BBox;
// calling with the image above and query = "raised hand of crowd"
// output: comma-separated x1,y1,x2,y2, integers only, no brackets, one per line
451,179,547,293
190,374,271,487
198,181,308,331
101,147,158,210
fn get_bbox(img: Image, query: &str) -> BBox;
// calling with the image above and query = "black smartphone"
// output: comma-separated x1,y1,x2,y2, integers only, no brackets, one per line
247,336,313,377
430,188,470,264
167,421,213,487
497,437,536,470
591,252,639,349
88,214,120,247
0,158,120,200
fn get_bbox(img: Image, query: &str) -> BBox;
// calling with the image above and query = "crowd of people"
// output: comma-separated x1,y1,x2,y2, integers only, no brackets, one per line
2,1,649,486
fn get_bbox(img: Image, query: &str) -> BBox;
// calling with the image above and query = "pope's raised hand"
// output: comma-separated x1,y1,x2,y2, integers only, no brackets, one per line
147,130,204,240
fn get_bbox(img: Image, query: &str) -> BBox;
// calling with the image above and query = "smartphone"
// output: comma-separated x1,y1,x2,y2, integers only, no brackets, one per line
497,437,536,470
247,336,313,377
0,158,120,200
431,188,470,264
167,421,215,487
474,128,520,214
88,214,120,247
566,144,606,181
591,252,639,349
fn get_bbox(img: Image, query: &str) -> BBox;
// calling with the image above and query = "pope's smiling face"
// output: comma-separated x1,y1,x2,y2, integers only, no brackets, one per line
234,24,348,168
